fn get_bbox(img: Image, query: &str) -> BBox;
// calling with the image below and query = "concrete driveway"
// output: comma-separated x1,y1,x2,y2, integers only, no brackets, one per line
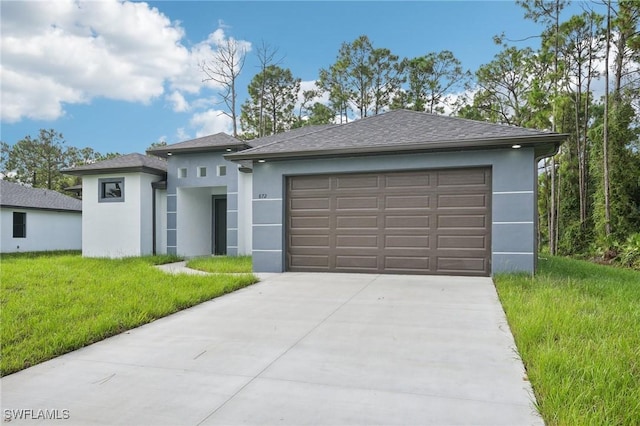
1,273,542,425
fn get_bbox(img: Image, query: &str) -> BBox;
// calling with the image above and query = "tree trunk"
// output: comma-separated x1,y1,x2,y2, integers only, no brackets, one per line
603,0,612,236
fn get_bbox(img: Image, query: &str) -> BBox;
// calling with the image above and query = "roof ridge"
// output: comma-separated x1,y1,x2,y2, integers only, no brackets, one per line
238,124,341,156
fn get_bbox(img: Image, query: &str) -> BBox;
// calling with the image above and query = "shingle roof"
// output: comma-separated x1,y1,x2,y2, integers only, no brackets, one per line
63,153,167,176
246,124,337,147
227,109,567,160
0,180,82,212
147,133,248,158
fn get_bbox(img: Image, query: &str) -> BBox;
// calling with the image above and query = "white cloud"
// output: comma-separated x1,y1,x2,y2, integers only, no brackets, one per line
0,0,251,125
166,91,190,113
189,109,233,137
176,127,190,141
1,0,188,122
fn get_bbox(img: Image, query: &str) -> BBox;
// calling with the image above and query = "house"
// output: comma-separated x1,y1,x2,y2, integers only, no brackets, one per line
66,110,566,275
0,180,82,253
63,153,167,258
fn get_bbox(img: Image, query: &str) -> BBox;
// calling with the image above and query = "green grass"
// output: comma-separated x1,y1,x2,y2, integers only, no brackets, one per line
495,256,640,425
0,252,258,376
186,255,253,273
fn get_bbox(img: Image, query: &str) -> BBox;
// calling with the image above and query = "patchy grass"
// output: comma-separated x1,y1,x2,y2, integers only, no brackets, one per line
494,256,640,425
186,255,253,273
0,252,258,376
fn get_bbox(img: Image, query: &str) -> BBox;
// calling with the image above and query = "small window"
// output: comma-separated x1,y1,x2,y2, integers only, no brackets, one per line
197,167,207,177
99,177,125,203
178,168,187,178
13,212,26,238
217,165,227,177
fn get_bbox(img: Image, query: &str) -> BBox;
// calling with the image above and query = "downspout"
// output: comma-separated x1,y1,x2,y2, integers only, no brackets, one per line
152,184,157,256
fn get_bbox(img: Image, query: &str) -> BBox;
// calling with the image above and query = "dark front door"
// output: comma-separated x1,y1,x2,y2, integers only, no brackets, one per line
212,196,227,255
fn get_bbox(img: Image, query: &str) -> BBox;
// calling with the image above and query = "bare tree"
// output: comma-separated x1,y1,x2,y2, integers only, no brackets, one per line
255,41,284,137
200,37,248,137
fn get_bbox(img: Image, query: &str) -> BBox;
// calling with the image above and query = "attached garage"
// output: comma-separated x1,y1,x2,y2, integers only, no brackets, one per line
226,109,566,276
287,168,491,276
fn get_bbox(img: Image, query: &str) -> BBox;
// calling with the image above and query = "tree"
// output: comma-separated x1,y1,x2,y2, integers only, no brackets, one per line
199,37,248,137
241,65,301,138
294,90,335,127
318,35,401,120
254,41,284,137
394,51,470,114
2,129,68,190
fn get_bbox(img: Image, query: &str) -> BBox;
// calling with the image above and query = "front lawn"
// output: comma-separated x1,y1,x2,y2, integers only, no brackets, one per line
0,252,258,376
495,257,640,425
186,255,253,273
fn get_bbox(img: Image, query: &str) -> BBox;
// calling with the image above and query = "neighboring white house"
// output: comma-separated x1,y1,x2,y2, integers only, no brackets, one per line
63,153,167,258
66,110,568,275
0,180,82,253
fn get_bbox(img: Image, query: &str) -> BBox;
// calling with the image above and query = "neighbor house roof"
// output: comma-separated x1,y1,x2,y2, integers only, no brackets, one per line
147,133,249,158
226,109,568,161
0,180,82,212
63,153,167,176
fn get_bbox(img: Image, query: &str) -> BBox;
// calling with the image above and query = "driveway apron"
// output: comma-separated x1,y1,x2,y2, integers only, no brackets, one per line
1,273,543,425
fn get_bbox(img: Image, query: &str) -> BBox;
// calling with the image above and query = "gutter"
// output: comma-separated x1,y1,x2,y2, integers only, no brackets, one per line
225,134,569,162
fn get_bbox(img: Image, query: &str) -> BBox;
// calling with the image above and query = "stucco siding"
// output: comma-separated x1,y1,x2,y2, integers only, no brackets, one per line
82,172,162,258
167,152,241,257
251,148,537,275
0,208,81,253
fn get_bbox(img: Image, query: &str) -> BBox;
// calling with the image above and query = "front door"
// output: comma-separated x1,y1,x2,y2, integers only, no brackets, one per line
212,196,227,255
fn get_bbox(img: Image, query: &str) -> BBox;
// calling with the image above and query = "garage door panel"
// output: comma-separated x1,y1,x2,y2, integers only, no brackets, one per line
336,216,378,229
437,257,487,274
385,195,430,209
335,175,379,189
336,255,378,269
385,235,430,248
290,197,330,210
290,216,330,229
287,168,491,276
385,174,431,188
437,194,487,209
290,235,330,247
437,168,489,186
290,176,331,191
437,235,487,249
384,256,430,271
336,196,378,210
437,214,487,229
336,235,378,248
385,215,430,228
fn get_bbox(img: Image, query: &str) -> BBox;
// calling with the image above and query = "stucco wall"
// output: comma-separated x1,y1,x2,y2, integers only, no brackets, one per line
82,172,163,258
155,189,167,254
250,148,537,275
0,208,81,253
166,152,242,257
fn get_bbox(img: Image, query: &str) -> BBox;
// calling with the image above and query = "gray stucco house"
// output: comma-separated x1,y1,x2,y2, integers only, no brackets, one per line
67,110,566,276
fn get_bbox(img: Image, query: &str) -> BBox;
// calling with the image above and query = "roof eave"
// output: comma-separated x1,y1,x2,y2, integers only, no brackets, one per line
63,166,167,177
0,204,82,213
148,144,251,158
226,134,569,162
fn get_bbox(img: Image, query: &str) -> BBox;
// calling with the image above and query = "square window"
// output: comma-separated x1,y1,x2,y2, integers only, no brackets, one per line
98,177,125,203
197,167,207,177
217,165,227,177
178,168,187,178
13,212,26,238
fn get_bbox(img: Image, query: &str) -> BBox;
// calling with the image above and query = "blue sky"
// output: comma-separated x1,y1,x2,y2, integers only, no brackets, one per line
1,1,590,156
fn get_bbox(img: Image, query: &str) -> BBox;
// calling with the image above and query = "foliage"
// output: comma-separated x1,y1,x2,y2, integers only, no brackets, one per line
1,129,121,195
495,256,640,425
0,252,258,376
241,65,300,138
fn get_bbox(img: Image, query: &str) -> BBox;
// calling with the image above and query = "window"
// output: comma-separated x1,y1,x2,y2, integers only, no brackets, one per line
217,165,227,177
13,212,26,238
197,167,207,177
178,168,187,178
99,177,125,203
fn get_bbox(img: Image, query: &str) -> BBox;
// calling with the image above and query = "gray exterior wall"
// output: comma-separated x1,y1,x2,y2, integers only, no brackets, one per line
251,148,537,275
166,152,239,256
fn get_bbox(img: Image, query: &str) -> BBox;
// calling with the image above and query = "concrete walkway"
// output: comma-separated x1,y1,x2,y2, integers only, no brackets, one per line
1,273,542,425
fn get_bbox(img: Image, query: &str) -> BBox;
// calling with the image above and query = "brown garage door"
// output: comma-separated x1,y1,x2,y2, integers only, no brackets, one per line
286,168,491,276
